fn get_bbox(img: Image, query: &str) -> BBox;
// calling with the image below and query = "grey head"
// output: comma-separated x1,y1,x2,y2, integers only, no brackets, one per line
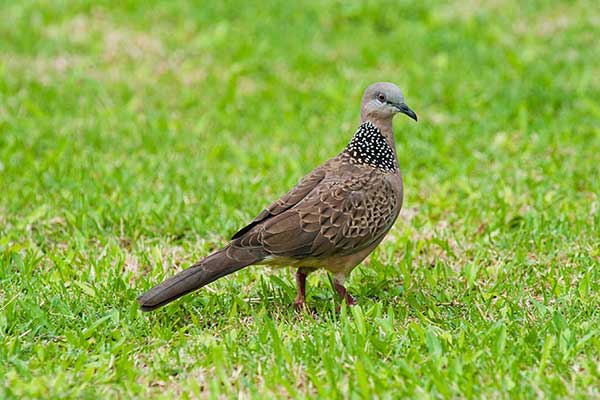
360,82,417,122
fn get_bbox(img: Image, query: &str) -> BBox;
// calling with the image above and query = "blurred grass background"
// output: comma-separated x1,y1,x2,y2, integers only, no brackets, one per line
1,0,599,398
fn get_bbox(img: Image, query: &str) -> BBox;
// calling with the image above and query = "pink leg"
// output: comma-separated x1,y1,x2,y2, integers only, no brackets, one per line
334,278,356,305
294,269,308,310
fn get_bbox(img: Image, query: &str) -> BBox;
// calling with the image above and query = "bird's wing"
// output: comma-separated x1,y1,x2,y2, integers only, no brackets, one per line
235,171,400,259
231,166,328,239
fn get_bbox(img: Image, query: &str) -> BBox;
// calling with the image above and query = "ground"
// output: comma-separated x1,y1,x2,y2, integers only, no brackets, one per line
1,0,599,398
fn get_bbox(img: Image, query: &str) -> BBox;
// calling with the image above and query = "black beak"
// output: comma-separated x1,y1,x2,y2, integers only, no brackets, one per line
395,103,418,121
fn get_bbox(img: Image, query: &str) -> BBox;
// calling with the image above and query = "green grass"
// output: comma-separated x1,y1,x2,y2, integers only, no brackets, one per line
1,0,599,398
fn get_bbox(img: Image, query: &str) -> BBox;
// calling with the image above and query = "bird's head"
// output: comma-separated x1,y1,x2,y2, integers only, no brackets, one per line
360,82,417,122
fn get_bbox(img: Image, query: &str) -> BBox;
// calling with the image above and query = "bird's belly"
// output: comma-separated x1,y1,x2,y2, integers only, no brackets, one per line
259,255,330,269
258,239,382,276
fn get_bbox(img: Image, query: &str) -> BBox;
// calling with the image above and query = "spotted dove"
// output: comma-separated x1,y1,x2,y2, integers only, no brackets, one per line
138,82,417,311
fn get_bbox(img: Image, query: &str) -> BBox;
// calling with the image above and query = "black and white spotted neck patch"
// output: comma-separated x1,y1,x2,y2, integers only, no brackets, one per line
343,121,397,172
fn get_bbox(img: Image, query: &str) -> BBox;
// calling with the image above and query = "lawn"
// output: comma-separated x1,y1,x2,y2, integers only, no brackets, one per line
1,0,599,398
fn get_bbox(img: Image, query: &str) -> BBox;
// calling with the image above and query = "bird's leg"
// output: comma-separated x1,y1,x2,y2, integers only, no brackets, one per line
294,268,308,310
333,278,356,306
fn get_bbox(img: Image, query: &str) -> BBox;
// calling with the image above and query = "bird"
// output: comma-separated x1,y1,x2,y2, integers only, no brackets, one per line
138,82,417,312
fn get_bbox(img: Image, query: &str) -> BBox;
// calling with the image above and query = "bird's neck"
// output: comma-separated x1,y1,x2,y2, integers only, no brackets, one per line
343,120,398,172
358,115,397,157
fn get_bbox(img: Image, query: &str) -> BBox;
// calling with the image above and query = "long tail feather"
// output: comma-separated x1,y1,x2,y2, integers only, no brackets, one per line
137,245,262,311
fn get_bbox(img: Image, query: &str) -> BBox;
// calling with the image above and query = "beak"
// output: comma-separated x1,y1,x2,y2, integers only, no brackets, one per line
395,103,418,121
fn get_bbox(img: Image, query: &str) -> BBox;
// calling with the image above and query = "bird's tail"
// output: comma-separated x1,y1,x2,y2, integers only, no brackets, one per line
137,245,263,312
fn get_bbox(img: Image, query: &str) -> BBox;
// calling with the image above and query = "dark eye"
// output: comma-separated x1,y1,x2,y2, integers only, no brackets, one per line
377,93,386,102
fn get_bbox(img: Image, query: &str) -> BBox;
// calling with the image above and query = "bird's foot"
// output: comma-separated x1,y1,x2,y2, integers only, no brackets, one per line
345,293,356,306
292,298,318,319
334,278,356,309
293,297,306,312
293,269,308,312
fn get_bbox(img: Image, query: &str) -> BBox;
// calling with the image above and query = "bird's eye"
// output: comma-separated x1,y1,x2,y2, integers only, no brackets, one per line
377,93,386,102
